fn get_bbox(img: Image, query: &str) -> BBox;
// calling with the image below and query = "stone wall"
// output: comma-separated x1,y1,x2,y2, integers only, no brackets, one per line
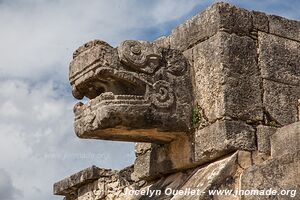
54,2,300,200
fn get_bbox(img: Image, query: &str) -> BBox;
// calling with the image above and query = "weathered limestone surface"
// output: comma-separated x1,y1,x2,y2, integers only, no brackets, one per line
54,166,110,196
169,2,253,51
164,2,300,51
268,15,300,42
256,125,277,155
54,166,136,200
133,135,193,180
271,122,300,158
241,151,300,200
171,153,238,200
251,11,268,32
126,152,238,200
194,120,256,164
263,79,300,125
259,32,300,86
134,143,152,156
54,2,300,200
237,151,253,169
191,31,262,123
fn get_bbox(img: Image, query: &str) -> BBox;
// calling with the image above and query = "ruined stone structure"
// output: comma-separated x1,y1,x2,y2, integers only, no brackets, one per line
54,2,300,200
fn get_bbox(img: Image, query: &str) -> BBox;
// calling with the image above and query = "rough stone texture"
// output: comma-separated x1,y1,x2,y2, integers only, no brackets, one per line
71,39,194,143
241,151,300,200
251,11,269,32
132,149,153,180
153,36,170,49
134,143,152,156
191,31,262,123
130,152,238,200
194,120,256,164
258,32,300,86
271,122,300,158
77,167,136,200
251,151,269,166
54,166,136,200
53,166,110,196
134,171,192,200
268,15,300,42
170,2,253,51
133,135,193,180
263,79,300,125
256,125,277,155
237,151,253,170
171,153,238,200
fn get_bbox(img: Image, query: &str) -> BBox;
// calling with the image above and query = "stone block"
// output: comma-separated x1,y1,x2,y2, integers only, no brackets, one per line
131,154,238,200
153,36,170,49
241,151,300,200
53,166,99,196
53,166,135,200
263,79,300,125
256,125,277,155
258,32,300,86
251,151,269,166
134,142,152,156
136,171,191,199
171,153,238,200
268,15,300,42
132,135,193,180
251,11,269,32
77,180,101,200
271,122,300,158
191,31,262,123
53,166,113,196
132,149,153,180
170,2,252,50
237,151,253,170
194,120,256,164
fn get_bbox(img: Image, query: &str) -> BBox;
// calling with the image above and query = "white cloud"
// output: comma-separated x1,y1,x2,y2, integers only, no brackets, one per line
150,0,203,23
0,0,202,81
0,169,22,200
0,79,135,200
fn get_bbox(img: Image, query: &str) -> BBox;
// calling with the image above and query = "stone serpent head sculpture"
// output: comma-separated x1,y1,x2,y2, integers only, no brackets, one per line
70,40,193,143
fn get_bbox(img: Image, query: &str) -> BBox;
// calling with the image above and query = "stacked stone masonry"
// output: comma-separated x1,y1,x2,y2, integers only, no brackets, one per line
54,2,300,200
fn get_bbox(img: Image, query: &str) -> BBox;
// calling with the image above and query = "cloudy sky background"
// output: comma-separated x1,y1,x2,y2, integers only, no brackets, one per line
0,0,299,199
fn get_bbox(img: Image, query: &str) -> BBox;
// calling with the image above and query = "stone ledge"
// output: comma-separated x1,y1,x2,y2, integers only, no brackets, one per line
132,134,193,181
190,31,263,123
241,150,300,200
263,79,300,126
194,120,256,165
268,14,300,42
53,166,116,196
256,125,277,155
155,2,300,51
258,32,300,86
169,2,253,51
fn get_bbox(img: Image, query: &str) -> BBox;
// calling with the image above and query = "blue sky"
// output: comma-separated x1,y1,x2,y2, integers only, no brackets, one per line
0,0,299,200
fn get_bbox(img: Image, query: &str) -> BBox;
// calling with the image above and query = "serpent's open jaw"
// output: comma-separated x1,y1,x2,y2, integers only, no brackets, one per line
73,67,148,111
68,40,151,113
